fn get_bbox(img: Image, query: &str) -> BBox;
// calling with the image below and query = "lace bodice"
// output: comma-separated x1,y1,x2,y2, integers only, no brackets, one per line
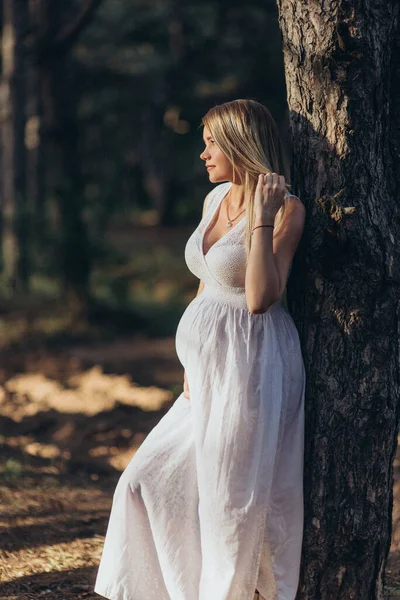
185,182,294,311
185,182,246,292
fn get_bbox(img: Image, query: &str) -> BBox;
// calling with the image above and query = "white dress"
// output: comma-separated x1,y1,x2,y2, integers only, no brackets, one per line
94,181,305,600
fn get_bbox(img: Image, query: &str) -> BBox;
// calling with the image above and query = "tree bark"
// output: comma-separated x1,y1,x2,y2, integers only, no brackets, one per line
0,0,29,292
276,1,400,598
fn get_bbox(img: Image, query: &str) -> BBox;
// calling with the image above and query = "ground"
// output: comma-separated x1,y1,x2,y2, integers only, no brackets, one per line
1,332,399,600
0,223,399,599
0,332,179,600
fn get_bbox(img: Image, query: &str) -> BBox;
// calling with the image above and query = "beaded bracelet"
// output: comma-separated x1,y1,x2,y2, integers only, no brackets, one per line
252,224,274,235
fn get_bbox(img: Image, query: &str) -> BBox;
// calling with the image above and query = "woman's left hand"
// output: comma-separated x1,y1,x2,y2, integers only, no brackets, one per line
254,173,287,221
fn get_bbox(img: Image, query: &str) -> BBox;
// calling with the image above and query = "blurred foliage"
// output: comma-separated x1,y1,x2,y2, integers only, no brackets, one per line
74,0,288,230
0,0,289,319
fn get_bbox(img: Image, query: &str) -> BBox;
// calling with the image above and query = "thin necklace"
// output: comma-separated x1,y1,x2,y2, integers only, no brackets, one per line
226,191,246,228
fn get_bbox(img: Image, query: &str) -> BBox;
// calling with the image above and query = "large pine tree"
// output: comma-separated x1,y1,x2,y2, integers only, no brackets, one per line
277,1,400,598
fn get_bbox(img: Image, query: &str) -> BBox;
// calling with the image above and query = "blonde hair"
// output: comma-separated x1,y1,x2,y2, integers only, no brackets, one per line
201,99,291,261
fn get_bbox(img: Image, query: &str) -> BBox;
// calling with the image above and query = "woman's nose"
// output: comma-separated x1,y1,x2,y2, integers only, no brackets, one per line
200,148,210,161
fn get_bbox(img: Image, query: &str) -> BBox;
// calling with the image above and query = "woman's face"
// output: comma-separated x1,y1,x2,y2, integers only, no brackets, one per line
200,126,234,183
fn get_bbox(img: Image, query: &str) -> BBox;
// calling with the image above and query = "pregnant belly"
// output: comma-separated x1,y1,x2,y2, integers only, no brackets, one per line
175,296,204,369
175,295,229,369
175,292,300,375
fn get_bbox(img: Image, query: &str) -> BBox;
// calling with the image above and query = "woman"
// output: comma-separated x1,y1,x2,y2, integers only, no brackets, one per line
94,99,306,600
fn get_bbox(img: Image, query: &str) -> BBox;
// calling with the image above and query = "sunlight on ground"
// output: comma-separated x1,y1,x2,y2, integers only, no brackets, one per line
1,537,102,583
0,481,112,597
2,365,172,419
0,294,398,598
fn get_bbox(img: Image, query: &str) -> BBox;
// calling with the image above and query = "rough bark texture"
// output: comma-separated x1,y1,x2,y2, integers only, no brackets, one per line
276,1,400,598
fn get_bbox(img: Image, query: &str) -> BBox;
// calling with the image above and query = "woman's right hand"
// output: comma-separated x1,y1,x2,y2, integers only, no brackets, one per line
183,371,190,401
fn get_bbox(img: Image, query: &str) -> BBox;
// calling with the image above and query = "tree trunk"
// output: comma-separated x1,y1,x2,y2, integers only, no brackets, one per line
390,13,400,194
44,48,91,317
0,0,28,293
32,0,103,317
276,1,400,598
141,106,169,225
26,0,45,225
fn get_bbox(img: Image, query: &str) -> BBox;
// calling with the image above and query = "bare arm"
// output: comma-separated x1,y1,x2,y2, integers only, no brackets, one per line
246,190,305,314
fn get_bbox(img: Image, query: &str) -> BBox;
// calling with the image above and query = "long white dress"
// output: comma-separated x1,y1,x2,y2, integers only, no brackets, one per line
94,181,305,600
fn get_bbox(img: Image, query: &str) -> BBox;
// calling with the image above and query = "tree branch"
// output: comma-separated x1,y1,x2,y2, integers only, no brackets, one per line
54,0,104,49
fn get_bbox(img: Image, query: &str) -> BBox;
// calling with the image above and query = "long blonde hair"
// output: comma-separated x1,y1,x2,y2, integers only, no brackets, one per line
201,99,291,261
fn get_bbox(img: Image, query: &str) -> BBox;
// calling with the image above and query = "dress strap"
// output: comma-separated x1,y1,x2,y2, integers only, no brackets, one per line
204,182,231,216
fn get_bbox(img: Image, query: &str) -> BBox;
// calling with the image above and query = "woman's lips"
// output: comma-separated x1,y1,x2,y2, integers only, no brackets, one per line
206,166,215,170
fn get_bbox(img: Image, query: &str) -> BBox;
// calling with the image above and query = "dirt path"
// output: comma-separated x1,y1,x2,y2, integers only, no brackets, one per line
1,334,399,599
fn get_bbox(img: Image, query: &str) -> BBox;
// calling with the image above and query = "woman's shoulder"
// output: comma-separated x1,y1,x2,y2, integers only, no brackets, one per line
285,192,306,216
285,190,302,201
203,181,231,214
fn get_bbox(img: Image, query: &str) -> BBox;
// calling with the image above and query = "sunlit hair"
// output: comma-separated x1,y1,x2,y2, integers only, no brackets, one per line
201,99,291,261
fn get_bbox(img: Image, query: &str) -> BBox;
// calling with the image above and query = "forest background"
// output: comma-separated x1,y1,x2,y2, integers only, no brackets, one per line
1,1,400,599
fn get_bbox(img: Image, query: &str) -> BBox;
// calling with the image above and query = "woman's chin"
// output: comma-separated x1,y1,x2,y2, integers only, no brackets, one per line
208,171,228,183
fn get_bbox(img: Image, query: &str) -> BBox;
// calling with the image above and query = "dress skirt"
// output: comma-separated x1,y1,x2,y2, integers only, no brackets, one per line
94,284,305,600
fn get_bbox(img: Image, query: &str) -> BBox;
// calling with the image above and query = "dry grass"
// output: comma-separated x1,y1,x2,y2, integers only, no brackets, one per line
0,476,114,599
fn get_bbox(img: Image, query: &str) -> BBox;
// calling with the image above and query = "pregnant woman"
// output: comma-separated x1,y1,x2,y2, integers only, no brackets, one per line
94,98,306,600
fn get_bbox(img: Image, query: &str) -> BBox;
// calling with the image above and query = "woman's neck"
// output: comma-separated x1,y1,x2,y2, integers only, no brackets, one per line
228,182,246,211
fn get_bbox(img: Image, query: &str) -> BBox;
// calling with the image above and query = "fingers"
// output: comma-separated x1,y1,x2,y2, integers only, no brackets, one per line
255,174,264,202
255,172,285,214
262,172,283,187
261,172,284,181
260,172,286,197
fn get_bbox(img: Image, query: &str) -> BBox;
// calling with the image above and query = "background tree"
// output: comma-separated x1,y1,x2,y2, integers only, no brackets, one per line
29,0,103,315
277,1,400,598
0,0,289,310
0,0,103,313
0,0,28,292
75,0,287,227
